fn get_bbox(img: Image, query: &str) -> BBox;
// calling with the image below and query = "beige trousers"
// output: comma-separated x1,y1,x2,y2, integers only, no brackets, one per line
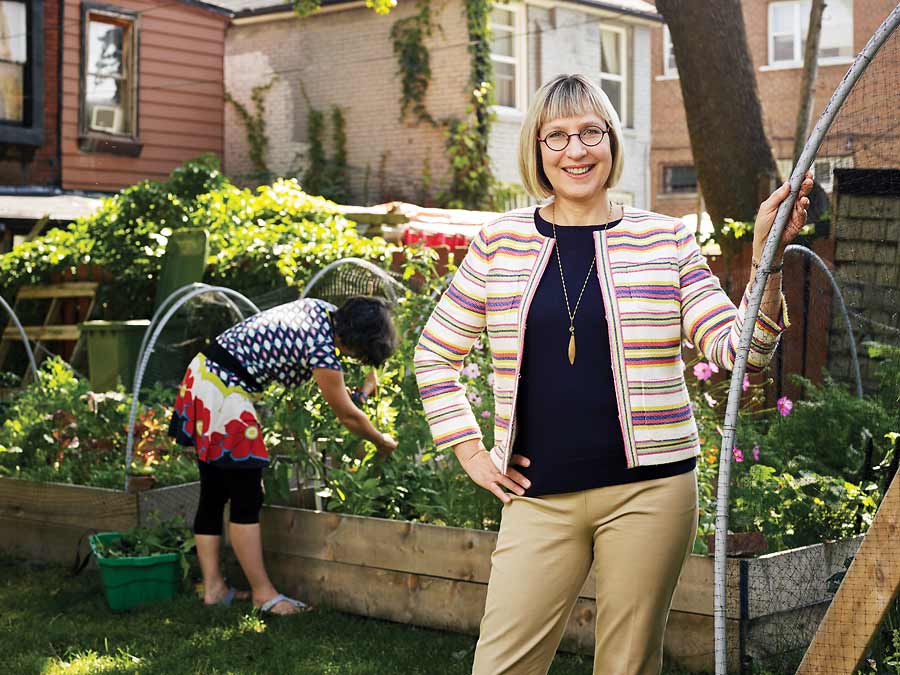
472,470,699,675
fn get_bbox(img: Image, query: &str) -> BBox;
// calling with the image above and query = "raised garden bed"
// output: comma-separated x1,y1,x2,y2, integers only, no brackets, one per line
0,475,860,672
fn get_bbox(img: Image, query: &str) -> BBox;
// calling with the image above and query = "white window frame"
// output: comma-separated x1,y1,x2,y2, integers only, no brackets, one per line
598,23,628,128
766,0,854,69
662,25,678,78
776,155,853,192
488,3,527,113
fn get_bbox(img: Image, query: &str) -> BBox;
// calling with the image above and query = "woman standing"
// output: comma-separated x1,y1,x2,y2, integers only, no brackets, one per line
170,296,399,615
414,74,813,673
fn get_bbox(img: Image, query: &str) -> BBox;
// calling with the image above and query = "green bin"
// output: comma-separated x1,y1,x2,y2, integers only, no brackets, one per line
80,320,151,392
89,532,181,611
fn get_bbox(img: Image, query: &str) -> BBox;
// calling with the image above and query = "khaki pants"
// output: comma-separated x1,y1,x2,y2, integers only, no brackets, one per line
472,470,698,675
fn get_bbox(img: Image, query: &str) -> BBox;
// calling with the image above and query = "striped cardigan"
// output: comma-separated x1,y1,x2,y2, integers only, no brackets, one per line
414,206,789,474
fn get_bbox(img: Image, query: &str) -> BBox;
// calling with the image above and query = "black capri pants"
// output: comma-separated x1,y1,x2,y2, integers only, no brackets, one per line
194,461,265,535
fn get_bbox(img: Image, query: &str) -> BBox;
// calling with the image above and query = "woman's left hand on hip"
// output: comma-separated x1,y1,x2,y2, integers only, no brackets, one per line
752,170,815,259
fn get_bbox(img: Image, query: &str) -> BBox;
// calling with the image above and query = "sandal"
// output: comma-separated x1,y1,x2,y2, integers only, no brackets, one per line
258,593,311,615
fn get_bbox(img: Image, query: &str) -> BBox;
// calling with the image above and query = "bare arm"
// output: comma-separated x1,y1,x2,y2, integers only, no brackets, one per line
313,368,396,452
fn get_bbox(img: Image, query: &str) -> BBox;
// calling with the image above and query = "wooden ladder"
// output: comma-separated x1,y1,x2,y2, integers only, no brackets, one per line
0,282,99,373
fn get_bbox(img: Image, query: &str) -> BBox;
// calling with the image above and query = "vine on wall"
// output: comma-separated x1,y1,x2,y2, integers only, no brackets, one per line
225,76,277,177
302,103,351,204
440,0,496,210
293,0,396,17
390,0,435,124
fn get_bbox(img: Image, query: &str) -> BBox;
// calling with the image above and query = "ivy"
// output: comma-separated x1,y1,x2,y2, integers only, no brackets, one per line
390,0,435,125
293,0,396,17
440,0,496,210
301,103,351,204
225,77,277,178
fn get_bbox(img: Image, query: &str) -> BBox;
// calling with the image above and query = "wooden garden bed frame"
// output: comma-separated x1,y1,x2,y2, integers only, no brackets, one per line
0,476,865,672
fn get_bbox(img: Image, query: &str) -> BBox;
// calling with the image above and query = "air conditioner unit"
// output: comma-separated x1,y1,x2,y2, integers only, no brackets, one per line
90,105,123,134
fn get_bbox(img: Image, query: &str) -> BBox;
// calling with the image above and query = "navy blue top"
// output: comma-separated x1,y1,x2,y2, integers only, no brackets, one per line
514,208,696,497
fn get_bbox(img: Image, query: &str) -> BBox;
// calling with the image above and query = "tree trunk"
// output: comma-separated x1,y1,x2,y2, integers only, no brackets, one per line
793,0,826,166
655,0,779,224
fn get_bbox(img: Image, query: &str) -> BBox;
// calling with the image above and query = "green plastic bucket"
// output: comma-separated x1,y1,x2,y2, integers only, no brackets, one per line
80,320,150,392
89,532,181,611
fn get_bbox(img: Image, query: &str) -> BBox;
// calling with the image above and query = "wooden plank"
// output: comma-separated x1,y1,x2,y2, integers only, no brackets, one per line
0,517,107,565
3,326,80,341
745,535,863,619
0,477,138,531
260,507,734,616
797,474,900,674
16,282,99,299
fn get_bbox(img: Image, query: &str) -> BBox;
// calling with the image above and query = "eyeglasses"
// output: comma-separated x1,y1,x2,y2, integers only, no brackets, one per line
538,126,609,152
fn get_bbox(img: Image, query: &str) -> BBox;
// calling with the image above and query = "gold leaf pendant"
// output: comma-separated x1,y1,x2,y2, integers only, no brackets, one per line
568,333,576,366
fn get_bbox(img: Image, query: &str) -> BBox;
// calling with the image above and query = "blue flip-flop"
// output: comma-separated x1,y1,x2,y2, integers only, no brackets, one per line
258,593,311,614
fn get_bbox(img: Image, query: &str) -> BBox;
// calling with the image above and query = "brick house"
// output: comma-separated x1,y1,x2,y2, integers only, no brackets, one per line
650,0,900,219
0,0,229,245
218,0,664,208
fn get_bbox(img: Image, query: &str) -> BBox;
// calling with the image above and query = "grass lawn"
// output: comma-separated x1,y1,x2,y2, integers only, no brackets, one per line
0,556,707,674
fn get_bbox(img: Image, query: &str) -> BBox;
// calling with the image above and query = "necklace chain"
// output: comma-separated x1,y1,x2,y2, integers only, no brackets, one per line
551,200,613,365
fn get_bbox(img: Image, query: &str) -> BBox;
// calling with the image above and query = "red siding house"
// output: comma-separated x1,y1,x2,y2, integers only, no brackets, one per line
0,0,229,243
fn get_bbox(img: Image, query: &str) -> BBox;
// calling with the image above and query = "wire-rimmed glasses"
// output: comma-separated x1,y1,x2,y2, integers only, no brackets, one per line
538,126,609,152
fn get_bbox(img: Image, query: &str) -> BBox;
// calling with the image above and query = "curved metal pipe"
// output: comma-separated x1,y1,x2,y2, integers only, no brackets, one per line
124,286,259,491
0,295,37,379
301,257,405,304
714,7,900,672
784,244,863,399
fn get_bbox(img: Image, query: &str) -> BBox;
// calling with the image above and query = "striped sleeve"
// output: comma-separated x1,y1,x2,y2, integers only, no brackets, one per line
676,221,790,373
414,226,491,452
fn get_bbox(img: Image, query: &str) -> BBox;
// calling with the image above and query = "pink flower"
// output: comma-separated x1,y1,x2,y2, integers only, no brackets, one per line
777,396,793,417
467,390,482,406
709,363,720,374
486,372,495,387
693,363,713,381
480,410,491,419
703,392,717,407
752,444,760,462
742,374,750,392
732,446,744,463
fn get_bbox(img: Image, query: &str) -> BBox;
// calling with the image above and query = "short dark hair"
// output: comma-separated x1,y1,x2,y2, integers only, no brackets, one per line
332,296,399,367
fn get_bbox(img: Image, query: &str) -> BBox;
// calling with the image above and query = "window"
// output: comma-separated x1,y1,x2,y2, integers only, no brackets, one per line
768,0,853,67
0,0,43,146
80,5,140,154
663,165,697,194
489,6,525,110
662,26,677,77
777,156,853,193
599,25,629,127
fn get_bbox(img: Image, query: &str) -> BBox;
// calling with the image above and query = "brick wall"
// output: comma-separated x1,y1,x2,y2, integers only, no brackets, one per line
650,0,899,219
827,191,900,392
224,0,470,204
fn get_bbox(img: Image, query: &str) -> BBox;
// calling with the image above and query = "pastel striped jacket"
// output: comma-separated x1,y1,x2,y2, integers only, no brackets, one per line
413,206,789,475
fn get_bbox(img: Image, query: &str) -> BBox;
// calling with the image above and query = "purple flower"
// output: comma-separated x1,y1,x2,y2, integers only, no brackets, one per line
752,444,760,462
742,374,750,392
732,446,744,463
467,390,482,406
461,363,480,380
480,410,491,419
777,396,793,417
693,362,713,381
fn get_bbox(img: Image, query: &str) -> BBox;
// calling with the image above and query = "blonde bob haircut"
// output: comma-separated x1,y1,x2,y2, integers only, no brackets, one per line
518,74,625,200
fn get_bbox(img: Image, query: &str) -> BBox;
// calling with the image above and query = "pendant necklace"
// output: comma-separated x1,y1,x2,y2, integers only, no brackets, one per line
550,200,612,366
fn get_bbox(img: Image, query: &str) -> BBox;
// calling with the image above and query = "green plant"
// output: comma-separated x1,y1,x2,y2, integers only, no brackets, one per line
93,517,195,580
439,0,496,210
292,0,396,17
225,76,277,178
300,101,351,203
390,0,435,125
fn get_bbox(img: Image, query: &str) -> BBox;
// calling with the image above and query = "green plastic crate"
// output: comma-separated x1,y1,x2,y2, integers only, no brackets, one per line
89,532,181,611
